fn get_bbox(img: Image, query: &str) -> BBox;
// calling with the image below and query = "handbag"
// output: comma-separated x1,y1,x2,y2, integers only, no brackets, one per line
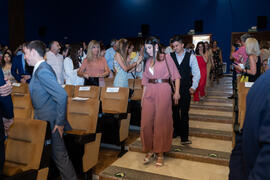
240,75,249,82
164,57,176,94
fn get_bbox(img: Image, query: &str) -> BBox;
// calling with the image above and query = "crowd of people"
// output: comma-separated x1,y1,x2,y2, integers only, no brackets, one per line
0,33,269,179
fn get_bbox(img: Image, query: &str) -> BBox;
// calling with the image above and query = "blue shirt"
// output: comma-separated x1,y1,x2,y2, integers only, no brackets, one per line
105,47,116,70
17,51,25,73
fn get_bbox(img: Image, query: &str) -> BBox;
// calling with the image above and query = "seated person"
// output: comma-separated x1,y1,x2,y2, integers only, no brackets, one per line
11,44,31,83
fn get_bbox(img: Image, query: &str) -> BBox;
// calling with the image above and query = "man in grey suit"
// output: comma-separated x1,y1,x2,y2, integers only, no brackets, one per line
24,40,77,180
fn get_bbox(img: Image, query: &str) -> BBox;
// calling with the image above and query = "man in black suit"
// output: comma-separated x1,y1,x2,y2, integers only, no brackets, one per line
229,69,270,179
170,35,201,145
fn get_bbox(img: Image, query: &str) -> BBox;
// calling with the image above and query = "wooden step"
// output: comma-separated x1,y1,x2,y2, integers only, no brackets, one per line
189,128,232,141
190,120,232,132
191,101,233,108
189,114,232,124
206,91,233,96
208,86,232,90
207,89,233,93
100,165,185,180
189,109,233,118
99,152,229,180
201,98,233,103
129,140,230,166
190,104,232,112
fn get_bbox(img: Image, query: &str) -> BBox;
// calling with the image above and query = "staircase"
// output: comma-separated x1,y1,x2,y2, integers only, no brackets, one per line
99,76,233,180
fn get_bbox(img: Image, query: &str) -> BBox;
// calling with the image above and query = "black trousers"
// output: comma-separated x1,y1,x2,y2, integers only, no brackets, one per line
0,113,5,175
84,77,99,86
172,91,191,142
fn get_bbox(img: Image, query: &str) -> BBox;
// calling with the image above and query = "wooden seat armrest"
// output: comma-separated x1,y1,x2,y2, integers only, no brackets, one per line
3,169,38,180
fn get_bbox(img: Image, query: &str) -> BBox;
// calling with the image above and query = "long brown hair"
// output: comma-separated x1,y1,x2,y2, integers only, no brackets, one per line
1,51,12,68
144,36,162,65
69,44,81,69
116,38,128,62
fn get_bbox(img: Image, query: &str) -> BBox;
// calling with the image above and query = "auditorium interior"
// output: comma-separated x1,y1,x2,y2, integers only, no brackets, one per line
1,0,270,179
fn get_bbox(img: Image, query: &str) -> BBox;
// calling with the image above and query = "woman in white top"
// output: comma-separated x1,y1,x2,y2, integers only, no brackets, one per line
64,44,84,85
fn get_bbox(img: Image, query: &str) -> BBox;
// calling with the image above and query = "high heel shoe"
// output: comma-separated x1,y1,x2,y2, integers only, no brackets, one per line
143,152,155,164
155,155,164,167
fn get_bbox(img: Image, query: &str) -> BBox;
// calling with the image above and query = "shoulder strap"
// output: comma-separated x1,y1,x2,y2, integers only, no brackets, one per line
165,56,172,79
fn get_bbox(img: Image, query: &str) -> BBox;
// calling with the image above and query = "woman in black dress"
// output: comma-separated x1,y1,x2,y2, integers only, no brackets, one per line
211,40,223,84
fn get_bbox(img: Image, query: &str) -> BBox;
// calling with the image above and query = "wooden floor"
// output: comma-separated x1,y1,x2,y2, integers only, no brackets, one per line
94,76,233,180
93,130,140,175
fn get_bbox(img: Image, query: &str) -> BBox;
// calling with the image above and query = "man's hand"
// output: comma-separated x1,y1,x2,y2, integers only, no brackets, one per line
0,80,12,96
173,92,180,105
83,73,89,79
233,64,243,72
3,117,14,131
23,75,31,80
52,125,64,138
20,78,26,83
189,88,195,94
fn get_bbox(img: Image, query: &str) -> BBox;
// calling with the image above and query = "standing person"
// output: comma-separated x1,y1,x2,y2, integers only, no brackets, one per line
259,40,270,63
129,42,145,79
165,38,174,54
24,40,77,180
46,41,64,84
0,68,14,176
105,39,118,77
204,42,213,93
229,67,270,180
11,44,32,83
64,44,84,85
141,37,180,167
113,39,141,87
229,34,251,99
170,35,201,144
1,51,15,83
231,34,251,67
233,38,261,82
78,40,110,87
211,40,223,84
193,42,207,102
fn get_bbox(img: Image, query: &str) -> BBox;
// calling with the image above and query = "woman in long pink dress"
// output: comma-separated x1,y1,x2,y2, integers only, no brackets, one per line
141,37,180,167
194,41,207,102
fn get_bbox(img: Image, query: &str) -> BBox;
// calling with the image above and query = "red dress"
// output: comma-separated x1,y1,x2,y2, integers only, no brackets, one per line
194,55,207,101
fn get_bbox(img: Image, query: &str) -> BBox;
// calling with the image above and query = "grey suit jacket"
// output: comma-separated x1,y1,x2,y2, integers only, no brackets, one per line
29,62,70,130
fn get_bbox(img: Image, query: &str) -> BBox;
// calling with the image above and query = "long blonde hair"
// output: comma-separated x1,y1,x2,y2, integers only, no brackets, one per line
86,40,100,61
246,38,260,56
116,38,129,62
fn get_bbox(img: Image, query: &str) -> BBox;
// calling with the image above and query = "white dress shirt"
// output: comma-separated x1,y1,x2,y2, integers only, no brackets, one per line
46,51,64,84
63,57,84,85
33,60,45,75
175,50,201,90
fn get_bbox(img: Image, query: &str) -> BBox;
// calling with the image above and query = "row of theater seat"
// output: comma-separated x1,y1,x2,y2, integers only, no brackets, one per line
5,78,142,179
3,118,50,180
232,77,252,147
